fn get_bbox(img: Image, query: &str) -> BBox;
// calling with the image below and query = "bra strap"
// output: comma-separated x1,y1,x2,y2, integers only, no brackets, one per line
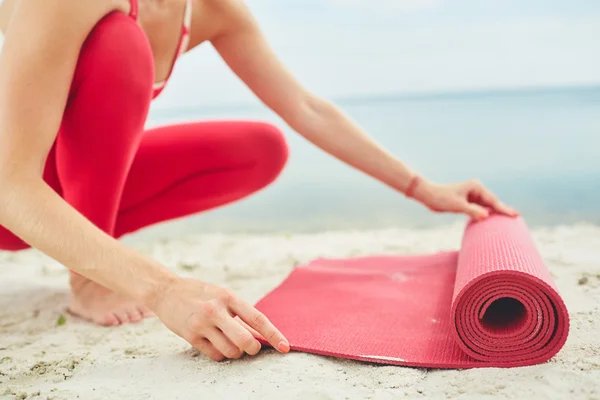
129,0,139,20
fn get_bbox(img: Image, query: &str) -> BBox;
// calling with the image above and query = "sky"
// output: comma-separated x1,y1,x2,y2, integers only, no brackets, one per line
149,0,600,111
2,0,597,109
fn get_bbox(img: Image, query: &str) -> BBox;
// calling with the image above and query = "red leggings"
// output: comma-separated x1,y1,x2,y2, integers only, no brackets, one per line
0,12,288,251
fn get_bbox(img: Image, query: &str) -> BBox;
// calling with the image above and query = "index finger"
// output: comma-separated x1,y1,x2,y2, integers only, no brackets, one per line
229,299,290,353
476,184,518,217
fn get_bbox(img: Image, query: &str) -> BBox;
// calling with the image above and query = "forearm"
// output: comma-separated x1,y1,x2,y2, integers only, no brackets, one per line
290,97,421,194
0,174,176,306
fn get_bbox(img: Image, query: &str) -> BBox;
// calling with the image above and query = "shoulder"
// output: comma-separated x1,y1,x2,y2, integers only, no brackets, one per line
4,0,130,34
0,0,132,62
193,0,257,38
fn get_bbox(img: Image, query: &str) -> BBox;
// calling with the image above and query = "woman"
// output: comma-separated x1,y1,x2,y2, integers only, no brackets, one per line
0,0,517,361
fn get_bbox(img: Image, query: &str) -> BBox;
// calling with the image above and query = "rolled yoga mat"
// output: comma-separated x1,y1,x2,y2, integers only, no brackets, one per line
255,215,570,368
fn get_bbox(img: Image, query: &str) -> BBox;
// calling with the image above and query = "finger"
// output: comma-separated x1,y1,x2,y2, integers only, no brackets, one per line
473,185,518,217
192,338,226,362
217,315,262,356
464,202,489,221
471,181,518,217
234,316,264,340
206,328,245,359
493,201,519,217
229,299,290,353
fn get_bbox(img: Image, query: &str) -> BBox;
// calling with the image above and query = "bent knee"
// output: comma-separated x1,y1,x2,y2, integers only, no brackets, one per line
71,12,154,106
249,123,289,185
0,227,30,252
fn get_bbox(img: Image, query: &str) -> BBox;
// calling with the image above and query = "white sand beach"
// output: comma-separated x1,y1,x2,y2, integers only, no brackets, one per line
1,222,599,400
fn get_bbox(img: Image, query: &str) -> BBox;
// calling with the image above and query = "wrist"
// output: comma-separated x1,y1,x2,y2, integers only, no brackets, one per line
404,175,421,198
137,264,178,310
405,175,435,204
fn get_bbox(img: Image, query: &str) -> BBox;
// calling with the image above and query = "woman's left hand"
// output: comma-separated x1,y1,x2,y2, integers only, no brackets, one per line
411,178,520,221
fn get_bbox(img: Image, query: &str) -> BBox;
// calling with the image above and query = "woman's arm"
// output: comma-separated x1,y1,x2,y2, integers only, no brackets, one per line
0,0,171,301
210,0,518,220
0,0,288,360
210,2,415,192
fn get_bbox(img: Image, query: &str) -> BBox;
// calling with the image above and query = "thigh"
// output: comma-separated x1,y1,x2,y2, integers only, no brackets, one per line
118,120,289,211
54,11,154,233
0,11,154,250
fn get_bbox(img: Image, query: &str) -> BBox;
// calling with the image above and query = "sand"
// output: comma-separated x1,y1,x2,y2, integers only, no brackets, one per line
1,222,599,400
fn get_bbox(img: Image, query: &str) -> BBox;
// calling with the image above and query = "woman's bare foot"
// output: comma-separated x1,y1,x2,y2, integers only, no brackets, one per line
67,272,154,326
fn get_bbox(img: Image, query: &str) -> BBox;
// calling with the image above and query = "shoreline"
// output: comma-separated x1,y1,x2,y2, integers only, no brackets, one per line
123,217,600,244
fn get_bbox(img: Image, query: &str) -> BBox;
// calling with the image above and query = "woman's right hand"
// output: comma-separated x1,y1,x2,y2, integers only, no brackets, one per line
151,276,290,361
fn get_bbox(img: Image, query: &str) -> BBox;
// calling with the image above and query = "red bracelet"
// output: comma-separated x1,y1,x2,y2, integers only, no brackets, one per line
404,175,421,198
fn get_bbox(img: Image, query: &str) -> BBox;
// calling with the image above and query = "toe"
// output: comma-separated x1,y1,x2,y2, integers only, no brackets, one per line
128,309,143,323
114,311,130,325
96,314,120,327
139,307,155,319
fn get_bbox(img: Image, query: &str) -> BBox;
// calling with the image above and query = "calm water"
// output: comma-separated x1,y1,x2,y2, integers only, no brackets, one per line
138,85,600,238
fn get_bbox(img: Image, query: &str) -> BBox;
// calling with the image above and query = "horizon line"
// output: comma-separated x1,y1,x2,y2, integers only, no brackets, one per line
149,82,600,118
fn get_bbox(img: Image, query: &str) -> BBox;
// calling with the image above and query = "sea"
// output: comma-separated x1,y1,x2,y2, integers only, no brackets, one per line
138,85,600,239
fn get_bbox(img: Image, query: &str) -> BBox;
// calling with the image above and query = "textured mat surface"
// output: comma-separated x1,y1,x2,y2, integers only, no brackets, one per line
255,215,570,368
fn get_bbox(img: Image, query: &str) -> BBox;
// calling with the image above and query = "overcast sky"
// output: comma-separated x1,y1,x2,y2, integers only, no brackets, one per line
0,0,600,109
0,0,598,109
148,0,600,111
2,0,597,109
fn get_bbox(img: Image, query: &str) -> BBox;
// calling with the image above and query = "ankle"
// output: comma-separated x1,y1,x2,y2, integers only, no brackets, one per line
69,271,89,289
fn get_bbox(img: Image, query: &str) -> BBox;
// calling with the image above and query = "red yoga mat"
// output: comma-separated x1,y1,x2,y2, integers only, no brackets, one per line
255,215,570,368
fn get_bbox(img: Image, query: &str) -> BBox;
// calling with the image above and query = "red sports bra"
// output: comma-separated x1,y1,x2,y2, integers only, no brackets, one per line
129,0,192,99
